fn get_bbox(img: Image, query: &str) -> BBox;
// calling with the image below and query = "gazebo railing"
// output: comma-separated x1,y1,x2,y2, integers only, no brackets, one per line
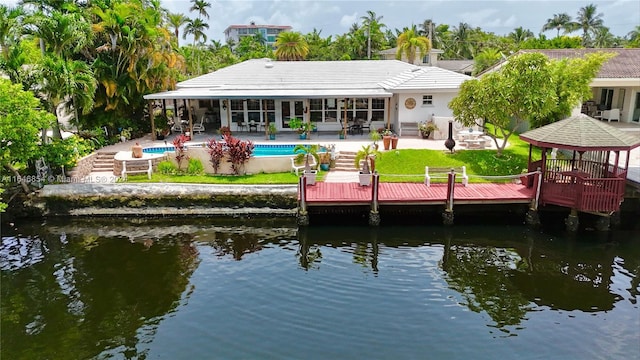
576,177,626,213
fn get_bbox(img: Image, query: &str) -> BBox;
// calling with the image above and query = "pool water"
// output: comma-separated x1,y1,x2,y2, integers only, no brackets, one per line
143,144,324,157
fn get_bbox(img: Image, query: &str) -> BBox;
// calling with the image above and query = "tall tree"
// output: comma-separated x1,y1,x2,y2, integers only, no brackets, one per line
541,13,574,38
184,18,209,46
166,12,188,47
576,3,604,47
450,52,610,155
0,5,24,61
451,22,473,59
360,10,385,59
189,0,211,19
395,28,431,64
40,55,96,136
627,25,640,47
274,31,309,61
592,27,616,48
509,27,534,45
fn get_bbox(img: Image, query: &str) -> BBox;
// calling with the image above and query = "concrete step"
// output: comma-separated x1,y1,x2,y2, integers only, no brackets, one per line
91,151,118,173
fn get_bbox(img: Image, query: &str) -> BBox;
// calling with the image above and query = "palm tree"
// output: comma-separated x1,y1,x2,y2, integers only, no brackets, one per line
473,48,502,76
509,27,534,45
451,22,473,59
189,0,211,19
275,31,309,61
576,3,604,47
360,10,385,59
541,13,574,38
166,12,188,47
40,55,96,138
395,28,431,64
0,5,24,61
184,18,209,46
592,27,616,48
627,25,640,46
26,10,90,57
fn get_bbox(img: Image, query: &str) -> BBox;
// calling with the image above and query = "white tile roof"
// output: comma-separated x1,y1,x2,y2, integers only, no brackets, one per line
145,59,470,99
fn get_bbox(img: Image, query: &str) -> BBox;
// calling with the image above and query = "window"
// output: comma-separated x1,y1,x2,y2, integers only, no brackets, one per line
422,95,433,106
422,55,430,64
371,98,385,122
238,28,247,35
310,99,323,122
600,89,613,110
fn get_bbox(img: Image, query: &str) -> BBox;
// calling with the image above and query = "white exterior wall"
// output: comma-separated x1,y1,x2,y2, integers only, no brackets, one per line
397,92,456,123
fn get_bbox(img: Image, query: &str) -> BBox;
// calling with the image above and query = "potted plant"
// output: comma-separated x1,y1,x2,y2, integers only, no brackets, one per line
369,130,381,150
218,126,232,137
267,123,277,140
293,144,320,185
391,133,399,149
289,117,311,139
382,129,392,150
354,144,377,186
418,121,438,139
339,129,346,139
318,152,331,171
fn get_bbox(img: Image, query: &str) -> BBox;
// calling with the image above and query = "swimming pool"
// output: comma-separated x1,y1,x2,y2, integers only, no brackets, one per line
143,144,325,157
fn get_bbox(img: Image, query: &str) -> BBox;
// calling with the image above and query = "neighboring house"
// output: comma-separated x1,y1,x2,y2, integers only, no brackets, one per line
484,48,640,124
224,22,292,49
144,59,472,138
380,47,473,76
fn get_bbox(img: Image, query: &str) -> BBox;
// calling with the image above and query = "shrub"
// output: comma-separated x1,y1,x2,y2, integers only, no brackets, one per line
187,158,204,175
206,137,225,174
172,134,190,170
157,160,177,174
224,134,254,175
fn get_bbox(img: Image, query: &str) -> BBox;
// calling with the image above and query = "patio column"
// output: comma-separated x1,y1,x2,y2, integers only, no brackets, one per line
187,100,194,138
263,99,268,140
148,100,156,140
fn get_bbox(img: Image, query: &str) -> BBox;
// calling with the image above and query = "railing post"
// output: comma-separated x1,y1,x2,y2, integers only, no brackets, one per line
369,172,380,226
526,168,543,227
297,175,309,226
442,169,456,225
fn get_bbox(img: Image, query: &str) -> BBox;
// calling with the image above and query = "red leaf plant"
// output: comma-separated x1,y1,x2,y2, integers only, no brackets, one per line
206,137,225,174
172,134,190,170
223,134,254,175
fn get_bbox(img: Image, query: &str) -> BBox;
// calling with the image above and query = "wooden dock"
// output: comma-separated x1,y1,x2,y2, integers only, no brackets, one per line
297,172,542,226
304,182,534,206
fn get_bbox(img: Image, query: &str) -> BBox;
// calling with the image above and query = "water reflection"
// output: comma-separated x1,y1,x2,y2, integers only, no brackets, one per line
1,218,638,358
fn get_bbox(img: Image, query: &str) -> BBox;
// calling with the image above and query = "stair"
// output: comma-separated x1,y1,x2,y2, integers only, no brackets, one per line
91,151,117,173
333,151,358,171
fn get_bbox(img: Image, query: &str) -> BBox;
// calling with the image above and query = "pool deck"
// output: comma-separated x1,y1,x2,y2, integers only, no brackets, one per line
86,123,640,186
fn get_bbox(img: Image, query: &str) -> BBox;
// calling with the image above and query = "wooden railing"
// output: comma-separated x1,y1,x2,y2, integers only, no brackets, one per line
576,177,626,213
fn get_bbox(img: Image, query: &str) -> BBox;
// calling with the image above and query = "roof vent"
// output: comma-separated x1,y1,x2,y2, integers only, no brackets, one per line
265,59,274,68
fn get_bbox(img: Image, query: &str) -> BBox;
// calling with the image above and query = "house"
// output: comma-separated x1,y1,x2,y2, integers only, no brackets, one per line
380,47,474,76
485,48,640,124
143,59,472,139
224,22,292,49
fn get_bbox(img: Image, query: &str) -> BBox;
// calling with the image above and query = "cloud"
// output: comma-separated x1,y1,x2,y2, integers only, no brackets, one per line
340,12,358,28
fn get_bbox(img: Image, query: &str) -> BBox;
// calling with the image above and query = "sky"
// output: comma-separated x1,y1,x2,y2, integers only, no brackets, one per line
162,0,639,42
2,0,638,42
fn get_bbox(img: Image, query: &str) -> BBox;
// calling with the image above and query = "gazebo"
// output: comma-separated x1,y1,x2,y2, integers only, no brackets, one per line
519,114,640,230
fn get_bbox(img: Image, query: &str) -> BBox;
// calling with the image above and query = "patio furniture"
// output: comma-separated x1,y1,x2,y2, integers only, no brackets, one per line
192,117,205,134
602,109,620,122
170,117,183,133
248,121,258,132
361,119,372,133
291,156,317,176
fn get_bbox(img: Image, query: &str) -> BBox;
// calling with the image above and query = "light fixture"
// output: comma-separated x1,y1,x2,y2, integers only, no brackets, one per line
304,107,308,114
222,100,228,110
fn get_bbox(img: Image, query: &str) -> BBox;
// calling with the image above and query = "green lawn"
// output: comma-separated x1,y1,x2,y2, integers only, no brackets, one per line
126,131,539,184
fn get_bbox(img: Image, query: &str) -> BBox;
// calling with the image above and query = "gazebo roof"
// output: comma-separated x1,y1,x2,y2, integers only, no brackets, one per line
519,114,640,152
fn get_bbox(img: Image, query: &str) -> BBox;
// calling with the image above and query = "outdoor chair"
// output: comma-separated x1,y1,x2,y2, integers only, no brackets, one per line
602,109,620,122
192,116,205,134
361,119,372,133
291,156,317,176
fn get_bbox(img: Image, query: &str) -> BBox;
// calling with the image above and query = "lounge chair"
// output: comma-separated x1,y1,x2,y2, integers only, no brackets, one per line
602,109,620,122
291,156,317,176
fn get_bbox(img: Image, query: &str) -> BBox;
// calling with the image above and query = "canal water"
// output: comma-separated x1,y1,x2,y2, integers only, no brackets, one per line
1,217,639,359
